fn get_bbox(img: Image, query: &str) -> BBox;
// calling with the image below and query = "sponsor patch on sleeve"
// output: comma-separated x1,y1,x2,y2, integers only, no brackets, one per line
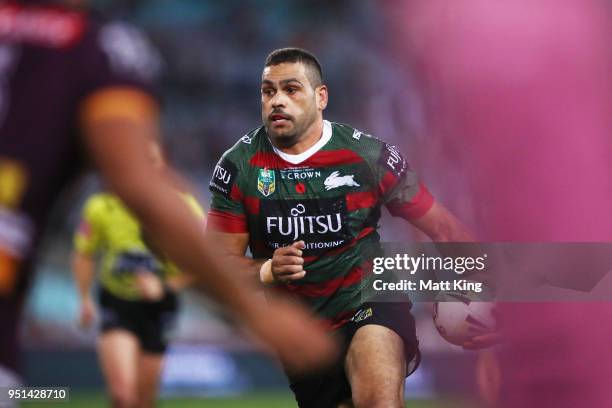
209,157,238,199
378,143,408,178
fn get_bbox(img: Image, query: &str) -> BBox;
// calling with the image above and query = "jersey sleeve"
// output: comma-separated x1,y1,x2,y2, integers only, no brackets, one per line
375,142,434,220
73,196,105,255
207,153,248,233
76,20,161,101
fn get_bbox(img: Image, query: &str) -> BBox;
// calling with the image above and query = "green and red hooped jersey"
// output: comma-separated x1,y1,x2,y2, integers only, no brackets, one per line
208,120,434,329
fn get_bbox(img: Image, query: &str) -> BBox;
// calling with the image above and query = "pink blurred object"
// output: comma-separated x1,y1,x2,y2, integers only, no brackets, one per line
394,0,612,406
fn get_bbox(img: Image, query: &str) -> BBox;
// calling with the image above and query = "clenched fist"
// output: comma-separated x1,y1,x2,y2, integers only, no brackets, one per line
270,241,306,283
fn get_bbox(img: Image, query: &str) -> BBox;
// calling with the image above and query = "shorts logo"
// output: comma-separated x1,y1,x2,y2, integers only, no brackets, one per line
324,171,360,190
352,307,373,323
257,168,276,197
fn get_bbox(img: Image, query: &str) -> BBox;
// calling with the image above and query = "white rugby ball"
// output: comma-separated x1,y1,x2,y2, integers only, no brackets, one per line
433,293,495,346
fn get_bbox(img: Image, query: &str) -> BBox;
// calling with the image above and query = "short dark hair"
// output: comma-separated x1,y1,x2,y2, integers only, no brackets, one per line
264,47,324,87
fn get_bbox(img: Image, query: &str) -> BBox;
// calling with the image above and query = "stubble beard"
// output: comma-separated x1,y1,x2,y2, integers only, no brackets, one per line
266,110,317,149
267,123,299,148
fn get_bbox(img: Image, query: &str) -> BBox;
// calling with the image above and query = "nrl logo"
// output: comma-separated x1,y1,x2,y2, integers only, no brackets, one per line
324,171,360,191
351,307,373,323
257,168,276,196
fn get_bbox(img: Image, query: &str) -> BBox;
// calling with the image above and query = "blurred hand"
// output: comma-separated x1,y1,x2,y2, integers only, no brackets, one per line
246,295,339,375
463,304,501,350
135,270,164,301
463,333,501,350
79,296,96,328
271,241,306,283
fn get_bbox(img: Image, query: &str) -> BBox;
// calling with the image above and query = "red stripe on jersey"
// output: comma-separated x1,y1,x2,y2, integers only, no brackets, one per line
346,190,378,211
230,184,243,201
244,196,260,215
285,265,366,298
249,149,363,169
206,210,247,233
379,171,399,196
326,226,375,257
357,226,376,240
302,149,363,167
248,152,284,168
386,183,435,220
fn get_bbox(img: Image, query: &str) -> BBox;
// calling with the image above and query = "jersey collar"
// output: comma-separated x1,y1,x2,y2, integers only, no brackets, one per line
270,120,332,165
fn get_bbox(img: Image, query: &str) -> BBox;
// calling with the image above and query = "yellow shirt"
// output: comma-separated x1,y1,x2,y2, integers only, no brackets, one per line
74,192,204,300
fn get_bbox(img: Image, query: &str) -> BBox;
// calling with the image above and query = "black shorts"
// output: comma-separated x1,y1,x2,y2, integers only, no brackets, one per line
289,301,420,408
98,287,178,354
0,296,23,373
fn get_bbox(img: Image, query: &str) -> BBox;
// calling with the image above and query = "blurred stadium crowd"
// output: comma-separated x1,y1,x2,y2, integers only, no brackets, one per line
22,0,475,398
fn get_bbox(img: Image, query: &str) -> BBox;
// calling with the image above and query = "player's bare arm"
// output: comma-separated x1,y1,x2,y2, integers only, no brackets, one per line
409,200,474,242
206,231,265,285
409,201,500,349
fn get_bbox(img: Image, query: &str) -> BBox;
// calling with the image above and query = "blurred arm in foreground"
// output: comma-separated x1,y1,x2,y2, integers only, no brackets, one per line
392,0,612,406
0,2,335,379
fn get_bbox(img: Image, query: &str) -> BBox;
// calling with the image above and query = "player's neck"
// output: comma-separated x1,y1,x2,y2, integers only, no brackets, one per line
277,119,324,155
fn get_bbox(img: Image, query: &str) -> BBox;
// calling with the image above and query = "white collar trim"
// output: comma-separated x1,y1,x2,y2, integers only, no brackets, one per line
271,120,332,164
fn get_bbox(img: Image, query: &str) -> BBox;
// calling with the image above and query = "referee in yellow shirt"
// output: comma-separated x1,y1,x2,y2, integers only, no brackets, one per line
72,185,203,408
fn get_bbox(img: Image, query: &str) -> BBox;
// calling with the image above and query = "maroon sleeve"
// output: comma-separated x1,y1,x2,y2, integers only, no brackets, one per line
376,142,435,220
75,19,162,101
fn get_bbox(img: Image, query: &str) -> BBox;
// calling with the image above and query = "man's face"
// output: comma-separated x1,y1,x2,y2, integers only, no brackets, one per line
261,62,325,147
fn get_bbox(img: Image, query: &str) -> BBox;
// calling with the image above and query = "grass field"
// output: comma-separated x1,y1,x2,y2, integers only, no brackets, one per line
21,391,463,408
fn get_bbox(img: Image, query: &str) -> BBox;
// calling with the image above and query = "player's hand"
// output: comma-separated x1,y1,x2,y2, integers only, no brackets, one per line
135,270,165,301
79,296,96,328
246,295,340,374
271,241,306,283
463,305,501,350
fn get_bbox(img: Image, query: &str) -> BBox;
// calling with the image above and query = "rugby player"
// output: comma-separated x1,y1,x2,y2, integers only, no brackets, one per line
207,47,475,408
0,1,336,393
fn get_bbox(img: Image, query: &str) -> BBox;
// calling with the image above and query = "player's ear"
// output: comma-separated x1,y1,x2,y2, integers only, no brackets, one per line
316,85,328,111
